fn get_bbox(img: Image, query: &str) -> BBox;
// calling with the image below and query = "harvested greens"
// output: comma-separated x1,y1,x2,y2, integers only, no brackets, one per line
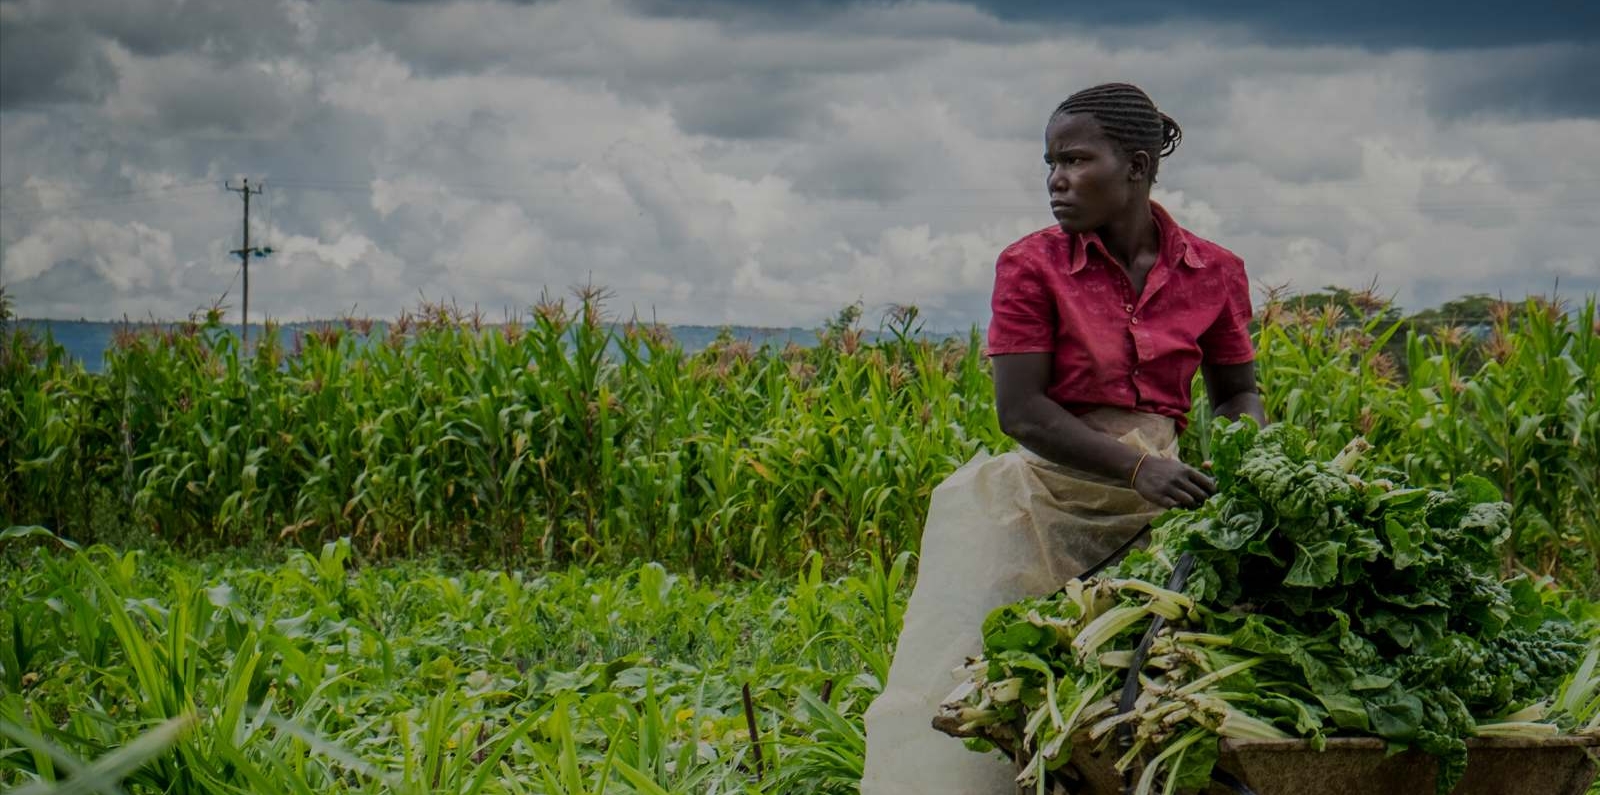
937,420,1594,794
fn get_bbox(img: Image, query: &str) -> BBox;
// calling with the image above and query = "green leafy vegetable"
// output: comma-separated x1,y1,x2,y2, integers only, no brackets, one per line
938,420,1594,795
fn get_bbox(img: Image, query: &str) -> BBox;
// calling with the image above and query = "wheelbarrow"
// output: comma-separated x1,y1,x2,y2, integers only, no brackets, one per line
1044,731,1599,795
932,546,1600,794
934,689,1600,794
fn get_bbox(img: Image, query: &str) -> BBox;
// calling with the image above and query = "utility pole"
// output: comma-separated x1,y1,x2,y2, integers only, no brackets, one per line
225,178,272,348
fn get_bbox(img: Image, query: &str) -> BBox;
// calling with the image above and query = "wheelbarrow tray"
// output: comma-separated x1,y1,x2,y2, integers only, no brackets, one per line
1057,733,1600,795
1207,735,1599,795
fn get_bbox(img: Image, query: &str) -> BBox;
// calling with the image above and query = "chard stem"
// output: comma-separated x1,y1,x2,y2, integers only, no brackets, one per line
1175,657,1266,697
1171,632,1233,647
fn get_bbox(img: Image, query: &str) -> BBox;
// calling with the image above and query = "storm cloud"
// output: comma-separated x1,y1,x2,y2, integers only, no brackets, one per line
2,0,1596,328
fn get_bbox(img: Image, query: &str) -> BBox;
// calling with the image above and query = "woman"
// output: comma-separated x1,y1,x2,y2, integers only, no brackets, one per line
861,83,1268,793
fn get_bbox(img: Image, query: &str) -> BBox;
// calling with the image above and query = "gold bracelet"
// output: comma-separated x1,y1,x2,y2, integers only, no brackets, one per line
1129,452,1150,488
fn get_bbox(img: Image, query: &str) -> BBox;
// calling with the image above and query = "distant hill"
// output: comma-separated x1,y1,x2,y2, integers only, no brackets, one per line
15,319,968,373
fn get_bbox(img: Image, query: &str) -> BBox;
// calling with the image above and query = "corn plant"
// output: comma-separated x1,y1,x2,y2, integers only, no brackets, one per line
1,290,1596,591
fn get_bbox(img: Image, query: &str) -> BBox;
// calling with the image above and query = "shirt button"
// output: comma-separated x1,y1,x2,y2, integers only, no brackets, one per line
1124,304,1134,313
1130,317,1140,325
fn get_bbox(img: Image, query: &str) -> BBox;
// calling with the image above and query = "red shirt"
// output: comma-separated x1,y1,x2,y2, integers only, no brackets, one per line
985,202,1254,432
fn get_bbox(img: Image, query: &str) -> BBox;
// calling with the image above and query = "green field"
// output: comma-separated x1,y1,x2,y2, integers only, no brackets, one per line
3,287,1598,792
3,540,897,794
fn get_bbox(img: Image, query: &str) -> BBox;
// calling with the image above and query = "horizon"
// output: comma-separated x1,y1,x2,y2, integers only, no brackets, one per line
17,285,1596,339
12,284,1595,332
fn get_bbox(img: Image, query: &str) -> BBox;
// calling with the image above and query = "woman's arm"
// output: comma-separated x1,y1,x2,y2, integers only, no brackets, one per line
993,353,1216,508
1201,360,1268,426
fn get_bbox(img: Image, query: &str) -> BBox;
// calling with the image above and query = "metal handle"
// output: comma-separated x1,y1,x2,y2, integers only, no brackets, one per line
1210,768,1259,795
1119,551,1197,795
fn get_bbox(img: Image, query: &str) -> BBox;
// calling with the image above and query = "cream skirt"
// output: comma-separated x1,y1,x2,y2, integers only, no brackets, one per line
860,409,1177,794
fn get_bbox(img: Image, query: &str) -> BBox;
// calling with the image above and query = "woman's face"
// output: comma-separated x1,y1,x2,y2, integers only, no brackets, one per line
1043,112,1141,234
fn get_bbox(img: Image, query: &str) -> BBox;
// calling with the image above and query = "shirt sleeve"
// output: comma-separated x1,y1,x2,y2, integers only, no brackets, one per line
985,247,1056,356
1198,259,1256,365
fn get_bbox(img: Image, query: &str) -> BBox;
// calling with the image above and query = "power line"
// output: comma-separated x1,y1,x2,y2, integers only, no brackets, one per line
7,169,1600,200
5,173,1600,218
218,260,243,312
0,183,217,218
263,176,1600,203
1,171,1597,260
0,179,216,197
261,185,273,252
262,179,1600,213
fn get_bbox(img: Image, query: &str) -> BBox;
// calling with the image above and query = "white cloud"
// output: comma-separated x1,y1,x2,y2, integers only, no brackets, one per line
101,45,315,138
7,217,173,289
2,0,1597,329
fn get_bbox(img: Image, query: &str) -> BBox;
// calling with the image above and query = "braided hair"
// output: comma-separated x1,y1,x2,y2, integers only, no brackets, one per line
1051,83,1182,183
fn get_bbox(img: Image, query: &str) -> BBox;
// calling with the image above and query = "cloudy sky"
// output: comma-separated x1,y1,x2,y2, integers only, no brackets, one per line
2,0,1597,329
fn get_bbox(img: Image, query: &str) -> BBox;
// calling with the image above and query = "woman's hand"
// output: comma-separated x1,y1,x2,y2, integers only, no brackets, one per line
1132,456,1216,509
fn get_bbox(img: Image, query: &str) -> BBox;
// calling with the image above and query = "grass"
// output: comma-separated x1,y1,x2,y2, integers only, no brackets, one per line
0,538,905,794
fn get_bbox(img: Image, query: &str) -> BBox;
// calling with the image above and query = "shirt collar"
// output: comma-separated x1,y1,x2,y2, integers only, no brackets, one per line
1062,201,1206,274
